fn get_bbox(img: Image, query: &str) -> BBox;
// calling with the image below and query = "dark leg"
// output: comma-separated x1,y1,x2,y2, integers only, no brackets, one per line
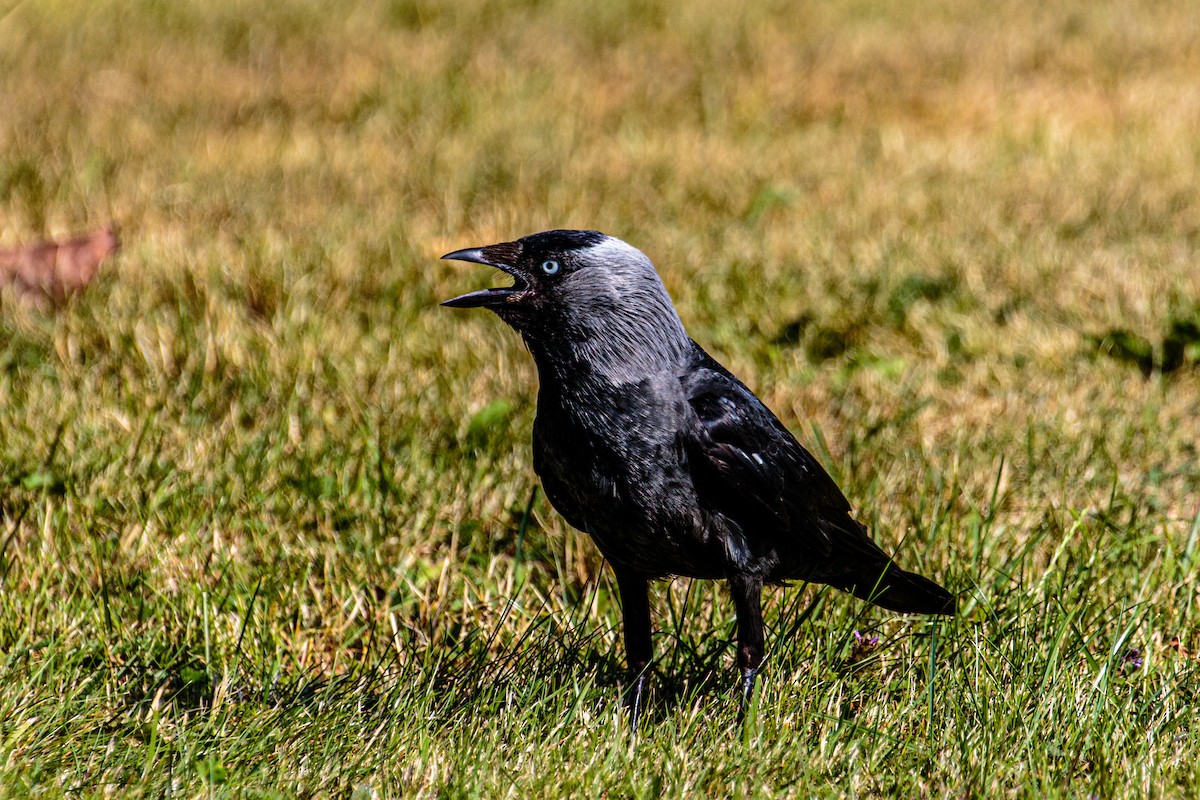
614,570,652,730
729,573,765,723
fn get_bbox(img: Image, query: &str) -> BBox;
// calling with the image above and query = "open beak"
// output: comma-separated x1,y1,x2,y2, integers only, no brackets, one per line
440,246,528,309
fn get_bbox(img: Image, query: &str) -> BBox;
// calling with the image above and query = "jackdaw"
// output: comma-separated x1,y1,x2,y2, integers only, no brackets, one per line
442,230,955,724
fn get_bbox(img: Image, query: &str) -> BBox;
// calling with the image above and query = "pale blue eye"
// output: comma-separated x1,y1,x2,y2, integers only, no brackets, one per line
541,259,560,275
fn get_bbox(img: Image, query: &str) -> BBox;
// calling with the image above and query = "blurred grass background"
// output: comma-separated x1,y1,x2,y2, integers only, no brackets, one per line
1,0,1199,796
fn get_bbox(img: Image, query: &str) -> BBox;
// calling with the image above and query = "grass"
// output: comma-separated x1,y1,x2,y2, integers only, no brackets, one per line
2,0,1199,795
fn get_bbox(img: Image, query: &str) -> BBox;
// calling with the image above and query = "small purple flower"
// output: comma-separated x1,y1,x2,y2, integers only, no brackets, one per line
854,630,880,648
1121,647,1143,674
847,630,881,666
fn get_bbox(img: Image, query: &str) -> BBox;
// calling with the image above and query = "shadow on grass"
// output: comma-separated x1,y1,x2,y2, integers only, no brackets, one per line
83,577,900,735
1089,305,1200,376
93,606,754,732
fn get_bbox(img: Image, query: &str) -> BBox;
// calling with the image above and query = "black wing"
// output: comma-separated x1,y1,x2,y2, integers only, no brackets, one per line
678,344,854,560
678,343,956,615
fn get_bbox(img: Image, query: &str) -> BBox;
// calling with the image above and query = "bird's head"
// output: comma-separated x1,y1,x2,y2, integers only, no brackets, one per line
442,230,688,377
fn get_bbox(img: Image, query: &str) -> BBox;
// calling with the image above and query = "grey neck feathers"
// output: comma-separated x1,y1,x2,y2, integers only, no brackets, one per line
527,282,689,387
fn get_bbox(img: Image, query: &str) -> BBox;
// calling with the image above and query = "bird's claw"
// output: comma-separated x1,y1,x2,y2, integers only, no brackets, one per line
736,667,758,725
626,672,649,732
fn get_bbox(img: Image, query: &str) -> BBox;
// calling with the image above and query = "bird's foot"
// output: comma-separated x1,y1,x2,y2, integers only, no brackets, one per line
736,667,759,726
626,672,650,733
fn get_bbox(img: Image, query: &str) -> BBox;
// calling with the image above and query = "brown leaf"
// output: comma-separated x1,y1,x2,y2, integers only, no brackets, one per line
0,226,119,305
1167,635,1193,661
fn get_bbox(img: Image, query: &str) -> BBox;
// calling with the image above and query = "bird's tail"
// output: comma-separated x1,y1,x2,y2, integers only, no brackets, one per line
815,516,956,615
839,562,957,616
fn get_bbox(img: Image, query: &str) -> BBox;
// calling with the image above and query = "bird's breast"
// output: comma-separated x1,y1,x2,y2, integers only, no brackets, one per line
531,378,726,578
